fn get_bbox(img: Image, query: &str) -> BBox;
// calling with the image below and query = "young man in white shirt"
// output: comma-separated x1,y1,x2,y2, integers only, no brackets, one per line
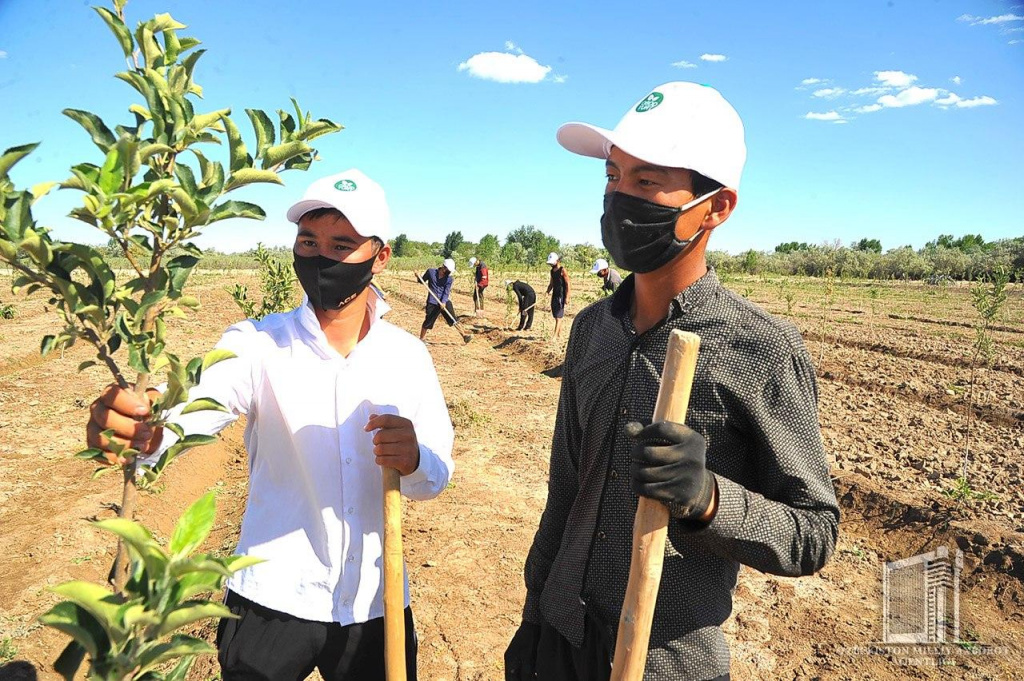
86,169,455,681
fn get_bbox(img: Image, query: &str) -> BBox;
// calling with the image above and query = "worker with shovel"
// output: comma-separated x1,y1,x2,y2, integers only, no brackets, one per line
87,169,455,681
506,82,839,680
506,279,537,331
418,258,458,342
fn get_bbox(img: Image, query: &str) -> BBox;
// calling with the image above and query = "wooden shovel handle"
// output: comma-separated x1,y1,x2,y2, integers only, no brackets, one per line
382,467,407,681
611,330,701,681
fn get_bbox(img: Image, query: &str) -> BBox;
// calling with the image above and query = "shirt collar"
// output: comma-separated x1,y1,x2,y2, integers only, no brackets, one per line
610,267,721,322
297,286,389,358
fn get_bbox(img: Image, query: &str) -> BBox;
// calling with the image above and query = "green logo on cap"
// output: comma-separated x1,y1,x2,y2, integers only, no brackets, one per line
635,92,664,113
334,179,358,192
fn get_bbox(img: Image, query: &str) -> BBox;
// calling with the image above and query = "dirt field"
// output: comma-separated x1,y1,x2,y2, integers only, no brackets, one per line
1,266,1022,680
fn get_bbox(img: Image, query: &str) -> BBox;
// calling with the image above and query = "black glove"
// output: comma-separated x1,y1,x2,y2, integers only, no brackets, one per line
625,420,716,521
504,621,541,680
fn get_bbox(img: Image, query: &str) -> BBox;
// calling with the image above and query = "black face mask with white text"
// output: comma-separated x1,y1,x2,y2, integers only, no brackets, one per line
292,252,376,311
600,189,720,274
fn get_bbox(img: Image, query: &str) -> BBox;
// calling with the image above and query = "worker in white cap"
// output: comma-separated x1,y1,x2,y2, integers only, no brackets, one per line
87,169,455,680
507,83,838,681
590,257,621,296
545,252,570,341
419,257,458,340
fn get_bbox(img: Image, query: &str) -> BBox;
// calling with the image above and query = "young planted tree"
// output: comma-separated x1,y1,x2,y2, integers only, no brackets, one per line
955,267,1010,499
0,0,340,673
230,243,297,320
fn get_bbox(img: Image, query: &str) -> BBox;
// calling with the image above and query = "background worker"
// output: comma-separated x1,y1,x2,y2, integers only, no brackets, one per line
506,82,839,681
469,256,489,316
590,258,621,295
506,279,537,331
87,169,455,681
545,252,570,341
418,257,457,341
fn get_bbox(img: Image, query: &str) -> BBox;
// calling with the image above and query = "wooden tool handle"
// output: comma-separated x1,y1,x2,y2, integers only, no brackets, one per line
611,329,701,681
382,467,407,681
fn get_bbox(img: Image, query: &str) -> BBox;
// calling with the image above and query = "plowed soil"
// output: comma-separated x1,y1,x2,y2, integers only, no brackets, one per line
1,268,1021,680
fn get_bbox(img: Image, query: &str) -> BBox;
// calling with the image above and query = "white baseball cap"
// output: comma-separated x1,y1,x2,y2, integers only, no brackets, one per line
469,257,477,266
556,82,746,189
591,258,609,274
546,252,560,265
286,169,392,241
443,257,456,273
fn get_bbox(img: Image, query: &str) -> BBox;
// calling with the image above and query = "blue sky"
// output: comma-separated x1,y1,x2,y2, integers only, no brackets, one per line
1,0,1022,254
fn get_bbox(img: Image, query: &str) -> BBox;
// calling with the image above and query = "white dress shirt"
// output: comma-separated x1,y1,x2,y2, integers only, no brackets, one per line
145,292,455,623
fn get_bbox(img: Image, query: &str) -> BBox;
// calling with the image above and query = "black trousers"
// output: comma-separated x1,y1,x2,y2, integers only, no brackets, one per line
217,591,417,681
518,295,536,330
535,615,730,681
422,300,456,329
474,285,486,309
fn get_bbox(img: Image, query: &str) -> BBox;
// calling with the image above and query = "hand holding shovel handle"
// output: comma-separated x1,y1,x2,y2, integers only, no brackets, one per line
382,467,407,681
611,330,701,680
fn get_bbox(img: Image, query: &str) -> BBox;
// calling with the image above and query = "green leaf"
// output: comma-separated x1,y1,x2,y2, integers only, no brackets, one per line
208,200,265,223
219,114,248,173
261,140,312,170
52,641,88,681
136,634,215,675
77,360,97,372
181,48,206,83
49,581,124,641
175,570,223,600
62,109,116,152
140,142,173,163
98,147,124,194
175,163,198,196
202,348,236,371
246,108,276,158
93,518,168,577
164,655,197,681
296,118,343,142
92,7,133,59
41,334,57,356
31,180,59,202
224,168,283,193
170,491,216,557
39,602,106,659
180,397,228,415
278,110,296,143
167,254,198,293
224,554,265,572
156,601,233,638
150,12,187,33
0,142,41,178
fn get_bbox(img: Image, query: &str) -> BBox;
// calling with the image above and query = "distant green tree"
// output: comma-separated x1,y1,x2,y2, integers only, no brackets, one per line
853,238,882,253
775,241,810,254
477,233,500,263
442,231,463,258
391,233,409,257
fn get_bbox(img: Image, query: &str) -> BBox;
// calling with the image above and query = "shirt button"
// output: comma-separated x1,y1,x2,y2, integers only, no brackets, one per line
610,469,618,480
348,555,354,562
347,507,354,515
345,457,352,464
597,531,606,540
343,598,351,606
620,407,628,416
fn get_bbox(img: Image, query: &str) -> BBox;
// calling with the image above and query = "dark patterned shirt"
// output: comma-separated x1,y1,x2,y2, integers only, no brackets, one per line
522,269,839,680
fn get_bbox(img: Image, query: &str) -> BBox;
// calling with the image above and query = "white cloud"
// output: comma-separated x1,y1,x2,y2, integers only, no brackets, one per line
805,111,843,121
1011,39,1023,44
958,13,1024,25
955,95,997,108
951,75,962,85
0,50,7,59
552,74,568,84
851,86,890,96
833,120,849,125
458,50,554,83
504,40,524,55
874,70,917,88
856,103,883,113
813,87,846,98
700,53,728,62
672,60,698,68
935,93,961,106
801,77,824,85
877,86,940,108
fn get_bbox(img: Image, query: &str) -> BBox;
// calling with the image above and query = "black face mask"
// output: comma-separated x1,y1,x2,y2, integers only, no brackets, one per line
600,189,719,274
293,252,376,310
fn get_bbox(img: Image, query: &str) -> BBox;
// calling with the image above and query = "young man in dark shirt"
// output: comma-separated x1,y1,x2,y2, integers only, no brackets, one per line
418,257,456,341
506,279,537,331
590,258,622,295
505,82,839,681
